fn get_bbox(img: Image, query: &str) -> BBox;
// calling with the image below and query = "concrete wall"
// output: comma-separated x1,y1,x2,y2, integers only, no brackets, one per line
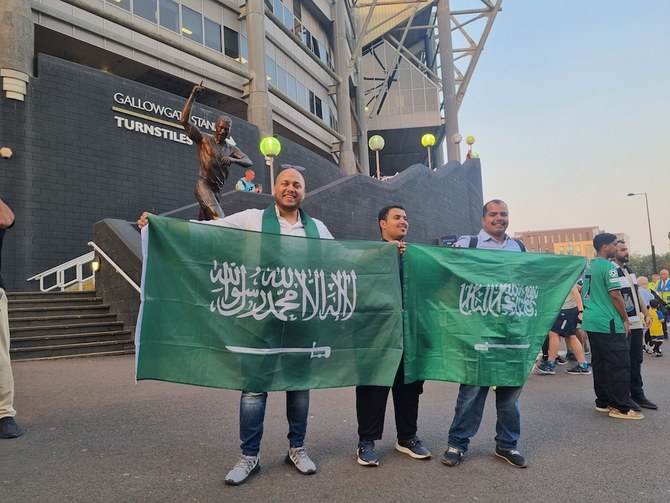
0,54,344,290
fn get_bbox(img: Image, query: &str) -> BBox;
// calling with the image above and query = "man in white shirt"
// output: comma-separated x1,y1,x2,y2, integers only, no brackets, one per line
138,168,332,485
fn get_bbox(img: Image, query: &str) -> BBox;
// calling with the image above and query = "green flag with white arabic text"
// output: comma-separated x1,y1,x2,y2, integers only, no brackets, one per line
402,244,586,387
135,215,403,391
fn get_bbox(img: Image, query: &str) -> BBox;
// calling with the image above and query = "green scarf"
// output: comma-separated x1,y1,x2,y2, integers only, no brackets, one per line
261,204,320,237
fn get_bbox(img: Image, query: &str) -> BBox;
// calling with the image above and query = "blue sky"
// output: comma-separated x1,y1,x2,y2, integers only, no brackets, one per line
455,0,670,256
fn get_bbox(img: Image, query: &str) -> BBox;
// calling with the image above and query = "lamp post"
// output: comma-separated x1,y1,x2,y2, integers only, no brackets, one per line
466,135,475,159
368,135,385,179
260,136,281,193
421,133,436,170
627,192,657,273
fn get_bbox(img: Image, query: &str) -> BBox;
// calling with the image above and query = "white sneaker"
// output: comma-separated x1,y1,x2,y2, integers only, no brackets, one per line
285,446,317,474
225,454,260,485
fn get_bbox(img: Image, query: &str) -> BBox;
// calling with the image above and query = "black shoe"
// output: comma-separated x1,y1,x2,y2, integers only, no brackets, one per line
495,447,527,468
357,440,379,467
566,352,577,361
555,355,567,365
441,446,463,466
395,436,432,459
0,417,23,439
627,400,642,412
636,397,658,410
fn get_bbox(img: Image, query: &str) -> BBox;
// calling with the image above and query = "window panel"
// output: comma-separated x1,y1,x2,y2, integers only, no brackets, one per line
204,18,222,52
159,0,179,32
287,73,297,102
134,0,156,22
181,6,203,44
224,26,240,59
266,56,277,85
277,66,287,93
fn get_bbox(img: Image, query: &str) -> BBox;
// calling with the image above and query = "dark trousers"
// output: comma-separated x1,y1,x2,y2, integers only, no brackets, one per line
356,359,423,442
629,328,645,401
588,331,631,412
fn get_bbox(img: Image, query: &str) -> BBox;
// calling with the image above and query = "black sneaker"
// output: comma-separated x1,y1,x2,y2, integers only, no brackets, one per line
566,364,592,375
555,355,567,365
495,447,527,468
535,362,556,375
395,436,432,459
0,417,23,439
636,397,658,410
357,440,379,467
441,446,463,466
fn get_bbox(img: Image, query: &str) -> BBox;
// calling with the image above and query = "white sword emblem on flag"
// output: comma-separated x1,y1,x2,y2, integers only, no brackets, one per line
225,341,332,359
474,343,530,351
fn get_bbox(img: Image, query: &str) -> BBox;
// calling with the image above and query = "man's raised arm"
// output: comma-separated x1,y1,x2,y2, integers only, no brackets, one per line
180,82,203,139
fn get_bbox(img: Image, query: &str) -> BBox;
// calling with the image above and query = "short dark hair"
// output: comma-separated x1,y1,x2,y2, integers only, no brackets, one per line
378,205,405,231
650,299,659,309
616,239,626,245
593,232,618,251
482,199,507,217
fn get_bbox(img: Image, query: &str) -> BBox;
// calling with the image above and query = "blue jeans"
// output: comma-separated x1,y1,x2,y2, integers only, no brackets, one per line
239,390,309,456
447,384,523,452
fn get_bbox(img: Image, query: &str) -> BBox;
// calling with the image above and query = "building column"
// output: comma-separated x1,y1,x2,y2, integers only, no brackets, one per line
333,1,356,174
245,0,273,137
0,0,33,101
354,56,369,176
437,0,460,162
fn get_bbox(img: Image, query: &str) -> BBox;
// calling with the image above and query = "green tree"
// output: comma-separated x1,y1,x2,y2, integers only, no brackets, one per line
628,252,670,278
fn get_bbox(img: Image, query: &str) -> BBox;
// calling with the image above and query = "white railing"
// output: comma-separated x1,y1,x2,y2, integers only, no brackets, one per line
87,241,141,293
27,242,141,294
26,251,95,292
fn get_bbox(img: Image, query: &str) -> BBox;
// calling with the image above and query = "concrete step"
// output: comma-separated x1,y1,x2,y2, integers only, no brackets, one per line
10,313,119,328
10,330,133,348
10,321,125,338
8,291,98,302
8,297,104,309
10,340,136,361
9,304,112,318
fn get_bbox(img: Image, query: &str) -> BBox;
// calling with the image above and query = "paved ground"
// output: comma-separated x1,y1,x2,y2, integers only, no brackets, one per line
2,353,669,502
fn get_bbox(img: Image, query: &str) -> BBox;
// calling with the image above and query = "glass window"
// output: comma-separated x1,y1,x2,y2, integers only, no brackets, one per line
287,73,297,102
302,28,312,50
296,82,307,108
273,0,283,18
283,5,293,29
322,101,330,125
318,42,328,65
312,36,320,59
240,35,248,64
204,18,222,52
529,235,534,244
314,96,322,118
266,56,277,85
181,6,202,44
159,0,178,32
309,90,315,114
224,27,240,59
277,66,287,93
293,0,302,20
108,0,130,11
264,0,273,13
134,0,156,22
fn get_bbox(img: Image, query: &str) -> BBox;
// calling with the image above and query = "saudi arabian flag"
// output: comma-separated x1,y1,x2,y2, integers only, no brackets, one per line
402,245,587,387
135,215,403,391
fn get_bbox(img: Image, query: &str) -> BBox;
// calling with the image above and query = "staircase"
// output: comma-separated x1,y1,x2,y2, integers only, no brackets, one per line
8,291,135,361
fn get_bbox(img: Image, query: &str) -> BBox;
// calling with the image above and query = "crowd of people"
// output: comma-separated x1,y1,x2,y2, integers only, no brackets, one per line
535,236,668,422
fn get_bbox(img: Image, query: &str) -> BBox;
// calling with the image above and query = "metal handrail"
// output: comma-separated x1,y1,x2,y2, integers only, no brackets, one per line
87,241,141,293
26,251,95,292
